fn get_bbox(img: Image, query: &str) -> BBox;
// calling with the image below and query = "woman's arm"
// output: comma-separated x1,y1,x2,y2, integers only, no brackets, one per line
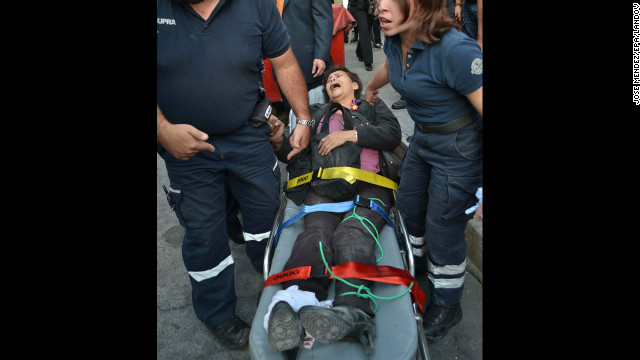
465,86,482,117
364,59,391,105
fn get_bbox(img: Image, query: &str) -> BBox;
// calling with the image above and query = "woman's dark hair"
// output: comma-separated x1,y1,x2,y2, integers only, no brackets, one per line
388,0,461,44
321,65,363,103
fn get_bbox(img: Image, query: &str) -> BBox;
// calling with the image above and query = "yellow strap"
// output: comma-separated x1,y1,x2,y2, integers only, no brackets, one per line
286,167,398,191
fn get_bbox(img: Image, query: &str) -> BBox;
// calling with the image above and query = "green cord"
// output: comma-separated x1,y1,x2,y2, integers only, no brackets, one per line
341,197,385,263
318,240,413,314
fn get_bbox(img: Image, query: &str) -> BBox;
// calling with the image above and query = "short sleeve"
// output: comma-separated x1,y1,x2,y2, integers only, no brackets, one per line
383,35,394,57
261,0,290,58
444,38,483,95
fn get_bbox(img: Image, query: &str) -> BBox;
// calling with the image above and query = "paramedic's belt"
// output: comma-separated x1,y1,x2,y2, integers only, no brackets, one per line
287,167,398,191
416,113,474,133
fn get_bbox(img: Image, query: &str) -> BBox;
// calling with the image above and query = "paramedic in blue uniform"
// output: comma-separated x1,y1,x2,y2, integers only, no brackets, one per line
157,0,313,350
365,0,482,343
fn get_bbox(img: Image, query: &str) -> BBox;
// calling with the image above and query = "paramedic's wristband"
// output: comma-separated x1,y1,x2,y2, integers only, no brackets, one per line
296,119,315,127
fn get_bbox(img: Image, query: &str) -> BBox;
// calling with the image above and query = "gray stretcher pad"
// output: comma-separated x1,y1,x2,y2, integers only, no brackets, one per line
249,198,418,360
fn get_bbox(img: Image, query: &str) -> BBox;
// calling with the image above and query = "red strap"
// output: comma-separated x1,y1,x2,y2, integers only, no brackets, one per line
331,261,426,314
264,261,426,313
263,266,314,288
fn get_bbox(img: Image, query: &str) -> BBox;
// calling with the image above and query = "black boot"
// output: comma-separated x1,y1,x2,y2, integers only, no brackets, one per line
422,302,462,343
391,98,406,109
207,315,251,350
268,301,304,352
298,305,376,353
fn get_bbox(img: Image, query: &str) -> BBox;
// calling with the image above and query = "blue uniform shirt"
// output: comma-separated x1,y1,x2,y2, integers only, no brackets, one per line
383,29,482,124
157,0,290,135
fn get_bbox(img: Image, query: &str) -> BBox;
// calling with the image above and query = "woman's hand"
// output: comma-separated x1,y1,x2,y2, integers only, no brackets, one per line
364,59,389,105
268,115,284,149
317,130,356,156
364,87,379,106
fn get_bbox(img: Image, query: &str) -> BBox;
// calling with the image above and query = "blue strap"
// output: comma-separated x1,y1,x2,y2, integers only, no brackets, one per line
273,200,355,247
272,196,397,247
355,195,399,237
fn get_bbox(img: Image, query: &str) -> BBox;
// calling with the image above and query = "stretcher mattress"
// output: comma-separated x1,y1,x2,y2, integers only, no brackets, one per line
249,198,418,360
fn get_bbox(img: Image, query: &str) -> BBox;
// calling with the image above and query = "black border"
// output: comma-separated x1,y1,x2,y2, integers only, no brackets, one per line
1,3,156,355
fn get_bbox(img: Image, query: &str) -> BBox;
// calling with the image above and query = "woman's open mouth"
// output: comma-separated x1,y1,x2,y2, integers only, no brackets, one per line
330,83,341,91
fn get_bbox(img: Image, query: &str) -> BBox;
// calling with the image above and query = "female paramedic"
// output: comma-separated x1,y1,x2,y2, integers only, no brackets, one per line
365,0,482,343
264,65,401,353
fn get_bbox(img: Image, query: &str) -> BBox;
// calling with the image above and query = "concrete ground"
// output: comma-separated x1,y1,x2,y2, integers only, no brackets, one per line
157,29,482,360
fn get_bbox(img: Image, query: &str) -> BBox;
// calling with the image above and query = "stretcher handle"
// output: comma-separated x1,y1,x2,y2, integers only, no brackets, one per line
263,191,288,280
414,305,432,360
393,193,415,278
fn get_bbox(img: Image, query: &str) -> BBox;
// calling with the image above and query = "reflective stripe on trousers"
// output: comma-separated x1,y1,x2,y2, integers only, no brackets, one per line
396,120,481,306
160,122,281,326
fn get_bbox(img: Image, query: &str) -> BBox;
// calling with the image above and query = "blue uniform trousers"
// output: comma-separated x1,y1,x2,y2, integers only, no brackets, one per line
396,119,482,306
161,122,281,327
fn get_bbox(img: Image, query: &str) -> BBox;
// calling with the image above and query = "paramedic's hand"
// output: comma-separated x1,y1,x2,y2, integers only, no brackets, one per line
317,130,355,156
158,122,215,161
287,123,311,160
473,202,483,220
268,115,284,149
311,59,326,78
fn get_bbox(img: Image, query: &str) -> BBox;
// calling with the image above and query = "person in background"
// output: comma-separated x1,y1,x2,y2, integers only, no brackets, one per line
372,16,383,48
365,0,482,343
455,0,483,50
349,0,376,71
276,0,334,116
157,0,313,350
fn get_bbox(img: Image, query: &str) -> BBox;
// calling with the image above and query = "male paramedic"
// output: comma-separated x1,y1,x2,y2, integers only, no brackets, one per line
157,0,313,350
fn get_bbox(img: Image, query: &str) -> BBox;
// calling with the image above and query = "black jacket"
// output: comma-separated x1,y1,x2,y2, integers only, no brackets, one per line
275,98,401,204
279,0,334,89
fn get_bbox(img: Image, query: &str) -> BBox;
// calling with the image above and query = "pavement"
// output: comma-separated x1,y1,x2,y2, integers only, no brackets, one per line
157,30,482,360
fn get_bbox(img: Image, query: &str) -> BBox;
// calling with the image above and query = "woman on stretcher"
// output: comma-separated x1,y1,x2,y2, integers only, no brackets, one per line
266,65,402,353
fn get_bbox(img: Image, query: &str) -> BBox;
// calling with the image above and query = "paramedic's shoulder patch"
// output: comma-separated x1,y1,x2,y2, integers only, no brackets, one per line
471,58,483,75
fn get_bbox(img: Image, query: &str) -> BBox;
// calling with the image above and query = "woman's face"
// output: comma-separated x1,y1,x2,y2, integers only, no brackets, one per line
325,71,358,101
377,0,416,37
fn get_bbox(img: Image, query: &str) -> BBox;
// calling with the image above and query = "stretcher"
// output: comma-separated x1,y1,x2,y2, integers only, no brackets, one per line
248,115,431,360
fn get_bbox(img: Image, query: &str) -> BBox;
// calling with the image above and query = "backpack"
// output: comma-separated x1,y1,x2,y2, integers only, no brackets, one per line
309,102,364,201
